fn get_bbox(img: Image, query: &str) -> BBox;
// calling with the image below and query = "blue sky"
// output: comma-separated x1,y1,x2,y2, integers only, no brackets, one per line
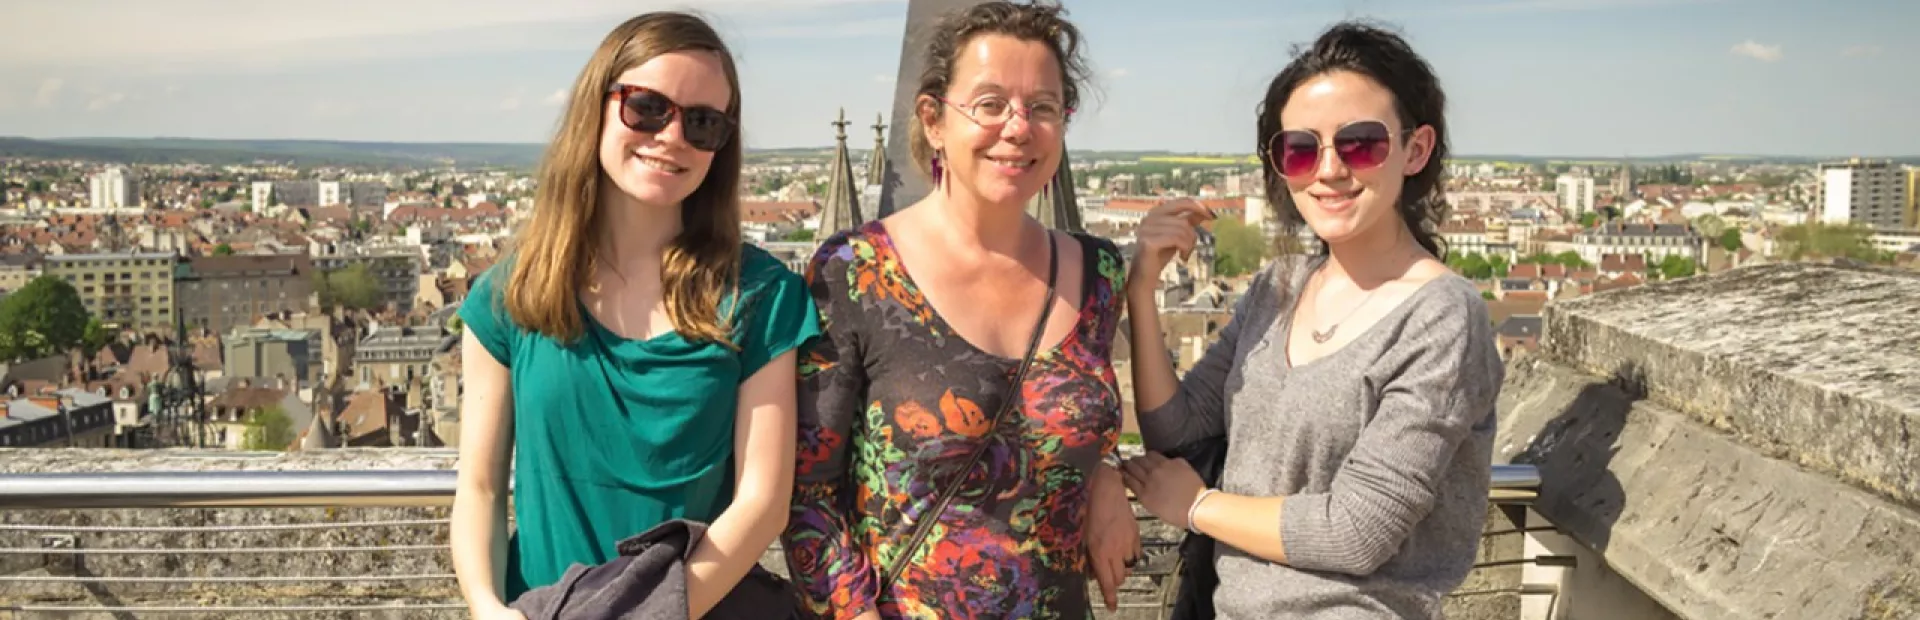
0,0,1912,157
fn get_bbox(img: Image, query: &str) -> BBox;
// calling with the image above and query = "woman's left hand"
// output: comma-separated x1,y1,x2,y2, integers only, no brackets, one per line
1119,452,1207,531
1084,464,1140,611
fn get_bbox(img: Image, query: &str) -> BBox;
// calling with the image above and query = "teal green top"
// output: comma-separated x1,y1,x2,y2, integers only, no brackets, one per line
458,244,820,600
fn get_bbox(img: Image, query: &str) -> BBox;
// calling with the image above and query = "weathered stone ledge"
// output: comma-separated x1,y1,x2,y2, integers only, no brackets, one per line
1498,356,1920,620
1543,262,1920,509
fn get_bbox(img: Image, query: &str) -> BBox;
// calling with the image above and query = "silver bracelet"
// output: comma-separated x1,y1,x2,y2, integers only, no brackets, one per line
1187,488,1220,536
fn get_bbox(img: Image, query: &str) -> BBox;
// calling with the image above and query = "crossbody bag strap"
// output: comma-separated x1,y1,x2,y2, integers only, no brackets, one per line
877,233,1060,593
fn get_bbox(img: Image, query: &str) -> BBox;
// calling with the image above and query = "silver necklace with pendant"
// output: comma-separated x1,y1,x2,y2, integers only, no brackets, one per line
1309,267,1382,344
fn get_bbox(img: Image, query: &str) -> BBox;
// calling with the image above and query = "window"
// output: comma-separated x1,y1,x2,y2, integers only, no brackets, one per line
83,273,94,281
83,286,94,294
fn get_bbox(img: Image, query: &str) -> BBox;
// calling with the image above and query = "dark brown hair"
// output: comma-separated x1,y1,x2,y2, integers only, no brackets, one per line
1256,21,1450,257
907,1,1092,178
506,11,745,346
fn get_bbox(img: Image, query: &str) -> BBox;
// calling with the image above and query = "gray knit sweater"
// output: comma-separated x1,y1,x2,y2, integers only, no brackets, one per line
1138,255,1502,619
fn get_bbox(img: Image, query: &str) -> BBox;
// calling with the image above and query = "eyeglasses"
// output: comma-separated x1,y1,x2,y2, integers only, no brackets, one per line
605,83,735,152
1266,120,1413,179
937,95,1073,129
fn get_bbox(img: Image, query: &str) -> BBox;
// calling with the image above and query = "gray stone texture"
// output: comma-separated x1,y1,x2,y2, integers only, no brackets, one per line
1502,261,1920,620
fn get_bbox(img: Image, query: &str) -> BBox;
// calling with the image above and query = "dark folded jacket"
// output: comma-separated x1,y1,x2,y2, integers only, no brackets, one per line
1166,436,1229,620
509,519,800,620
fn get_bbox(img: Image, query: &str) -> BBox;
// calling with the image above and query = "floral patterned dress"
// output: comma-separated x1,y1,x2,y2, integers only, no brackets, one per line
782,221,1125,620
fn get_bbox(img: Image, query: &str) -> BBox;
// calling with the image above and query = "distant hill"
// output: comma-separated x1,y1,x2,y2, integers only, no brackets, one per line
0,137,547,168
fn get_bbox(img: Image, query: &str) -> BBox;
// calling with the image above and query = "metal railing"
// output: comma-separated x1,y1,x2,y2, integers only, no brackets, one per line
0,463,1540,617
0,465,1541,509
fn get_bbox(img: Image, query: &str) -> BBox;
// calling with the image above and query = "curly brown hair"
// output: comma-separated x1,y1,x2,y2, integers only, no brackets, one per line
906,1,1092,179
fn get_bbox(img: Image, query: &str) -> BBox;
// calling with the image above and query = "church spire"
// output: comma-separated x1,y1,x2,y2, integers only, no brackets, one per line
817,108,864,242
1028,142,1084,233
867,113,888,188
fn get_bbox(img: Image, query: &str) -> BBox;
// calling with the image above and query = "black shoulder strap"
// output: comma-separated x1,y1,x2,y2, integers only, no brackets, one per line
879,232,1059,592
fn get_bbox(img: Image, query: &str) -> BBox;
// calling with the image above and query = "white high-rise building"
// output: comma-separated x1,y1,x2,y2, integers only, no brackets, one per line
1820,159,1905,229
251,182,274,211
1556,174,1596,216
318,181,343,207
88,167,141,209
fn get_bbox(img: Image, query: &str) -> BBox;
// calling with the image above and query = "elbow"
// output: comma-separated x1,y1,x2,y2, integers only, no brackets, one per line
1322,512,1407,576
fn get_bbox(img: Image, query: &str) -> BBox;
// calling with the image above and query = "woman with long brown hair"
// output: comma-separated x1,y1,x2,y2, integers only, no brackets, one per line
780,2,1139,618
451,12,818,619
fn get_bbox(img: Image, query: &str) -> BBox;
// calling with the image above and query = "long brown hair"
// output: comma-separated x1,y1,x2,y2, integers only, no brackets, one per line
504,12,745,346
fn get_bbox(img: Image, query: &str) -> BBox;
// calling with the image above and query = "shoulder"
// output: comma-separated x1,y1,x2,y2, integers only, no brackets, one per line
1404,273,1491,332
805,221,886,284
738,243,798,288
1067,232,1126,287
463,259,514,315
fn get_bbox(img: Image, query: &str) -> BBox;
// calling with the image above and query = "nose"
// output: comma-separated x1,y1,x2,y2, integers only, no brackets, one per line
652,111,688,145
1000,111,1032,144
1313,144,1350,182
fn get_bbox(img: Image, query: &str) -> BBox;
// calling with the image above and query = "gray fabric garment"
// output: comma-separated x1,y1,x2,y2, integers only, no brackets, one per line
1138,255,1502,620
509,519,800,620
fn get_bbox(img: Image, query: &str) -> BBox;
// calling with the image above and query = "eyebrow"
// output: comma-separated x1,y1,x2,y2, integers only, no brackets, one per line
961,81,1063,101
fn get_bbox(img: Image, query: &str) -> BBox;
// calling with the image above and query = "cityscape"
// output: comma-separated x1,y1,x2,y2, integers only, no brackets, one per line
2,0,1917,618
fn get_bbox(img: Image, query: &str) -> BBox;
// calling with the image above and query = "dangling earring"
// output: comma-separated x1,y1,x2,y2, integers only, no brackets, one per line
931,149,946,195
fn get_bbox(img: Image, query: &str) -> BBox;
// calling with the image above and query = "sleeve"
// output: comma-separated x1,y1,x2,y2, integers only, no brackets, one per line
778,237,879,620
457,265,515,367
734,255,822,380
1278,286,1502,575
1135,260,1280,453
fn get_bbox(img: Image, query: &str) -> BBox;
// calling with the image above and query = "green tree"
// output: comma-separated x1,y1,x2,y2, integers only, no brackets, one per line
1718,228,1744,252
1777,222,1882,263
781,228,816,242
1481,290,1496,300
1446,251,1493,279
1658,255,1697,280
1489,254,1511,278
0,276,90,361
27,179,48,193
213,243,235,256
447,315,465,334
240,406,296,451
1211,217,1270,277
81,317,108,358
314,264,386,311
1578,212,1601,228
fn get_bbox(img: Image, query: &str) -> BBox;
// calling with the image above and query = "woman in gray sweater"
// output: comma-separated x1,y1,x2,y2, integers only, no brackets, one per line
1118,22,1504,619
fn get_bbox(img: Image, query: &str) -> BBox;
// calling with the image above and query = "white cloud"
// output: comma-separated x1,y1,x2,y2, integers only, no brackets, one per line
1108,68,1130,79
86,92,128,111
544,88,569,106
33,78,64,107
1841,45,1882,58
1730,40,1783,62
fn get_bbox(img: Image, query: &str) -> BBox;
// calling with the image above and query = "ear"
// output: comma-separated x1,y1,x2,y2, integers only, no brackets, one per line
916,95,944,150
1403,124,1436,176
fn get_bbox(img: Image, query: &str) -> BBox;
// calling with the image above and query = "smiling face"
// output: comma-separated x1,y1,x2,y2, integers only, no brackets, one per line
596,50,734,209
1278,70,1436,247
920,33,1066,208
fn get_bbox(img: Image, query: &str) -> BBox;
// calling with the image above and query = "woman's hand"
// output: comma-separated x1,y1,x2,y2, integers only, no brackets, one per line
1119,452,1208,531
1084,464,1141,611
1130,201,1216,280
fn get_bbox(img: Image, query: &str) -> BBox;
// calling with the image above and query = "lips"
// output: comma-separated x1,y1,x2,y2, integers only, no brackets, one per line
632,151,688,174
1310,189,1361,211
985,155,1037,174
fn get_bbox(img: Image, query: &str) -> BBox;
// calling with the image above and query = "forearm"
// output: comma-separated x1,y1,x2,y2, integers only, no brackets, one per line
1125,262,1180,416
1190,491,1289,564
686,490,789,618
450,485,512,613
